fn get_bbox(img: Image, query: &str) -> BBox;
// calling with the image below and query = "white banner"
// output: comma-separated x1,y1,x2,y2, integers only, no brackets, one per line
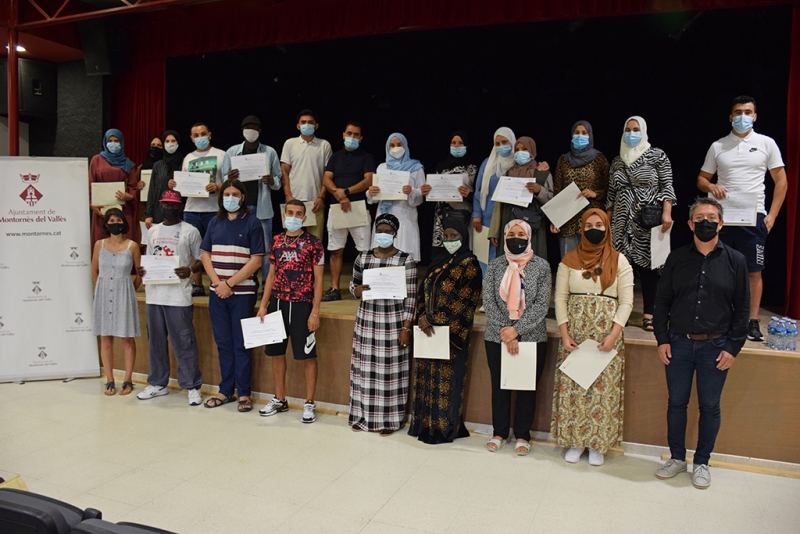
0,157,99,381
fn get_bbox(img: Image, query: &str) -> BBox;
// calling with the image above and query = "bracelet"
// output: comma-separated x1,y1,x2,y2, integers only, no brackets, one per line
311,313,319,317
401,327,411,332
224,280,232,289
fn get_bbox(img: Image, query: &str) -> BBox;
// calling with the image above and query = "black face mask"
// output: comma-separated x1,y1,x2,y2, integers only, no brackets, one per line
584,228,605,245
693,220,719,242
162,207,181,223
106,223,125,235
506,238,528,255
149,146,163,161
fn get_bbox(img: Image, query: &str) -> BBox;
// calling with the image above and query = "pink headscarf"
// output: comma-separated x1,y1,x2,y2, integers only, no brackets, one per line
499,219,534,320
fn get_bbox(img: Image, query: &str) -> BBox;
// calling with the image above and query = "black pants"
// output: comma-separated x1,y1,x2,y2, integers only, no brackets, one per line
485,340,547,442
636,265,661,316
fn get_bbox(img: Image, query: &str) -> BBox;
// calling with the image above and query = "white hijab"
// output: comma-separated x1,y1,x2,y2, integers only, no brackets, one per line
619,115,652,167
480,126,517,210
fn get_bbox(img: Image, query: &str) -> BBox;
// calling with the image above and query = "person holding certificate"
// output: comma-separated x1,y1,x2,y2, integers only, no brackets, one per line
367,132,425,262
349,214,418,435
488,136,553,261
92,208,142,396
90,129,139,247
200,179,265,413
408,210,482,444
550,120,610,258
145,130,183,227
606,116,676,332
483,220,551,455
551,209,634,466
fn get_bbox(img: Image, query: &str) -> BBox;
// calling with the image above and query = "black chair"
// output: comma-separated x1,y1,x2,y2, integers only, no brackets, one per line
70,520,176,533
0,488,102,534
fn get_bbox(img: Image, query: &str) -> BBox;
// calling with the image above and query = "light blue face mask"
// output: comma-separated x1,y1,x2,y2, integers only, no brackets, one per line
375,232,394,249
443,239,461,254
300,124,316,136
732,114,754,134
495,145,512,157
223,196,240,212
106,142,121,154
450,146,466,158
194,136,210,150
572,134,590,149
623,131,642,147
344,137,360,150
513,151,531,165
285,217,303,232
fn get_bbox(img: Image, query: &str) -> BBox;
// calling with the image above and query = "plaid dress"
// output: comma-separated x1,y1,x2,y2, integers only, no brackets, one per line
349,250,418,432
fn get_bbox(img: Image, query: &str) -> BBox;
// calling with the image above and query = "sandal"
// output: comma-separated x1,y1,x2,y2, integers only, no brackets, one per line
237,399,253,413
379,429,395,437
104,381,116,396
642,318,654,332
351,426,363,432
486,437,506,452
120,382,134,396
515,441,532,456
204,395,235,408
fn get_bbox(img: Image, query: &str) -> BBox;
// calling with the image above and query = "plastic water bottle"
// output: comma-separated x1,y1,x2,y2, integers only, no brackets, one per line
767,317,779,348
787,320,798,352
774,320,787,351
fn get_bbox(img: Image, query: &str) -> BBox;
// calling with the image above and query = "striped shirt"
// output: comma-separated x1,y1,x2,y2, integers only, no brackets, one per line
200,211,265,295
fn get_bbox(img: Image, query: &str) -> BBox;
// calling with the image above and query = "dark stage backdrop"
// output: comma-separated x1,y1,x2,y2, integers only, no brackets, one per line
165,6,791,307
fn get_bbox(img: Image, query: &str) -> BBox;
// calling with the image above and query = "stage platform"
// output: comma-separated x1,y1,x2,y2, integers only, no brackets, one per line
116,267,800,464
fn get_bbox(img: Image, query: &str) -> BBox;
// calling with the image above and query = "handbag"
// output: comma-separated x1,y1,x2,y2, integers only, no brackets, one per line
638,203,662,229
510,204,542,232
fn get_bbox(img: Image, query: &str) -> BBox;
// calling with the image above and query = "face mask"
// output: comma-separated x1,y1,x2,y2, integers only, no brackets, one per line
284,217,303,232
149,146,163,160
299,124,316,136
693,220,719,242
375,232,394,248
106,223,124,235
162,207,181,223
164,143,179,155
389,147,405,159
223,196,240,212
584,228,605,245
495,145,512,157
443,239,461,254
106,142,121,154
732,115,754,134
243,129,259,143
506,237,528,255
513,151,532,165
623,132,642,147
344,137,360,150
194,136,210,150
572,134,590,149
450,146,466,158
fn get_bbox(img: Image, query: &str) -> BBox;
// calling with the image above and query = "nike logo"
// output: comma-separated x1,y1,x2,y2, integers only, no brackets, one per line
305,332,316,354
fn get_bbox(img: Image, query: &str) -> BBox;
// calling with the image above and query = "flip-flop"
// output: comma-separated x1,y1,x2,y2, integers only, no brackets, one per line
104,381,116,396
237,399,253,413
120,382,134,396
204,395,235,408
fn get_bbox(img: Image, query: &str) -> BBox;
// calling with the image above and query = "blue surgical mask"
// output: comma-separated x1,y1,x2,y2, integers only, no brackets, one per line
495,145,512,157
375,232,394,248
344,137,360,150
572,134,590,149
623,131,642,147
443,239,461,254
513,151,531,165
450,146,466,158
300,124,316,136
732,115,754,134
223,196,240,212
106,142,121,154
284,216,303,232
194,136,210,150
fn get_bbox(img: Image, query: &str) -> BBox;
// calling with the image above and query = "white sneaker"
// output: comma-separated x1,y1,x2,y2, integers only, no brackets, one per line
588,449,604,466
136,385,168,400
302,401,316,424
565,447,585,463
188,388,202,406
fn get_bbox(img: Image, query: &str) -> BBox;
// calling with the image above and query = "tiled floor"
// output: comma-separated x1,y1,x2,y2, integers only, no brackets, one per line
1,379,798,534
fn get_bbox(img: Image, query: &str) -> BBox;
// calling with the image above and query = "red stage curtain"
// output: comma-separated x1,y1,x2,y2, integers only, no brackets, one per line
785,3,800,317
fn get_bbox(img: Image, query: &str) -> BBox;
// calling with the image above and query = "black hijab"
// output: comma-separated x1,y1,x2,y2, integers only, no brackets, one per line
427,209,475,272
563,120,601,168
161,130,184,175
435,130,478,174
141,135,163,171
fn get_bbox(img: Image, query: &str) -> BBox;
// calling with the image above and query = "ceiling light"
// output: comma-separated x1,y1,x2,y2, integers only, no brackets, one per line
5,45,26,52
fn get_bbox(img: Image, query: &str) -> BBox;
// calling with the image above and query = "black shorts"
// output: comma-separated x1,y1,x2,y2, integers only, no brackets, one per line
263,297,317,360
719,213,767,273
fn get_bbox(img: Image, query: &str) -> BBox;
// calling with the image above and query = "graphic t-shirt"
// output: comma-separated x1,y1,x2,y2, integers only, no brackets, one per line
144,221,202,307
182,147,231,213
270,231,325,303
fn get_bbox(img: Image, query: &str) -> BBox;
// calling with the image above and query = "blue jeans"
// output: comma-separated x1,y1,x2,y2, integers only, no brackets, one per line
209,291,257,397
184,211,216,239
259,218,273,287
665,332,729,466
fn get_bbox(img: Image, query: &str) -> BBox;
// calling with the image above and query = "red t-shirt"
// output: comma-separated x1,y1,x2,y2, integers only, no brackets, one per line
270,231,325,303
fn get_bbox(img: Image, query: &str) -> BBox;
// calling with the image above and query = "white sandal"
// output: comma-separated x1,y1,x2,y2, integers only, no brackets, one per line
515,441,531,456
486,437,506,452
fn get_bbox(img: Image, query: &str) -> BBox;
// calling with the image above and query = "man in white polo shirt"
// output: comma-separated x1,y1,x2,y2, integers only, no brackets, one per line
280,109,333,241
697,95,787,342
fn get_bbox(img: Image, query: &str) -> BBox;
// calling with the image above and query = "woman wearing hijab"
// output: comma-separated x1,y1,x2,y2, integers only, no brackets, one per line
551,121,610,258
409,210,482,444
551,209,634,466
145,130,183,228
350,213,418,435
89,129,139,247
606,116,676,331
483,219,551,456
489,136,553,261
421,131,479,255
367,133,425,262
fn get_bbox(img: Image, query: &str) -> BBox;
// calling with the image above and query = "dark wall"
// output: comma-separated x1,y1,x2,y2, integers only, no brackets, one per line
54,61,104,159
166,5,792,307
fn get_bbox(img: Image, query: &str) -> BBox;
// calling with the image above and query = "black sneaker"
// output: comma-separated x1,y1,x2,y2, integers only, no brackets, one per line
747,319,764,342
191,283,205,297
321,288,341,302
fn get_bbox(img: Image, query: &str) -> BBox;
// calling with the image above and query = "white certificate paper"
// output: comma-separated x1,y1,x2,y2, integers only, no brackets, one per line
330,200,369,229
139,169,152,202
141,255,180,285
373,169,410,200
413,326,450,359
491,176,534,208
651,225,672,269
558,339,617,391
718,193,757,227
541,182,590,229
473,226,491,264
362,266,406,300
91,182,124,207
139,222,150,246
501,342,538,390
279,202,317,228
426,174,465,202
173,171,211,198
230,153,268,183
241,312,287,349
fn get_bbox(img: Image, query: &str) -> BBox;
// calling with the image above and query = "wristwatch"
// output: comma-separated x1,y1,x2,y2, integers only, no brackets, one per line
344,188,350,198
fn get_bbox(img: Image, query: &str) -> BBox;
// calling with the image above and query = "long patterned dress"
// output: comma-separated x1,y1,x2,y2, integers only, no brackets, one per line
349,250,418,432
408,254,482,444
550,255,634,453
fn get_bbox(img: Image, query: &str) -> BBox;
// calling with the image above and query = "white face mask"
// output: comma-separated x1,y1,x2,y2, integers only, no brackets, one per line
389,147,405,159
164,143,178,154
243,129,259,143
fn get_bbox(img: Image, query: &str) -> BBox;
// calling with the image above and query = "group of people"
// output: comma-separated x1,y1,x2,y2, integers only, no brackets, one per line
89,95,785,490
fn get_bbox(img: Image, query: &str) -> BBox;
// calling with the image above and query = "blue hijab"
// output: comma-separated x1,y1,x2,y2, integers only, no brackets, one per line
100,129,136,173
385,132,423,172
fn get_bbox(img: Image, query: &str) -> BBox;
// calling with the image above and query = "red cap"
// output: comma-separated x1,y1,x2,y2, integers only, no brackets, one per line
160,190,182,204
